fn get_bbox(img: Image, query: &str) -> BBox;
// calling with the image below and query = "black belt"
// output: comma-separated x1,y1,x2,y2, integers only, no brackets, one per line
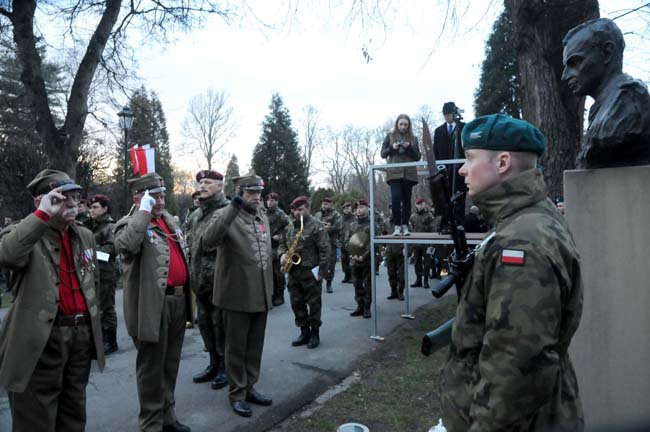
165,285,184,296
53,312,90,327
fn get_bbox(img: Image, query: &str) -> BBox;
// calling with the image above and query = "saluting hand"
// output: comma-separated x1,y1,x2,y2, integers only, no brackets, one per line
139,190,156,213
38,187,65,216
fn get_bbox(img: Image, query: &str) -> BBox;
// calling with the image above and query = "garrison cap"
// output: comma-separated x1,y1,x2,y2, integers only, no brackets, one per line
290,196,309,209
267,192,279,200
89,194,111,207
27,169,82,197
416,197,426,204
356,198,369,207
233,171,264,191
128,172,166,195
196,170,223,182
461,114,547,157
442,102,456,114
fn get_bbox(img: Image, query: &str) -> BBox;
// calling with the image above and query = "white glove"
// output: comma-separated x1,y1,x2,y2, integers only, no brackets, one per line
139,190,155,213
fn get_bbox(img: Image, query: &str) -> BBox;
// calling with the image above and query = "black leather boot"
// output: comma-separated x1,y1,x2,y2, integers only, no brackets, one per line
103,328,119,355
291,326,311,346
423,276,430,289
307,328,320,349
326,281,333,293
211,355,228,390
349,305,364,317
410,276,422,287
363,305,372,318
193,350,219,383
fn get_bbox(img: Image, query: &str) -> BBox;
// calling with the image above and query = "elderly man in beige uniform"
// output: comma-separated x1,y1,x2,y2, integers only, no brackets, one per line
114,172,192,432
0,169,105,432
203,171,274,418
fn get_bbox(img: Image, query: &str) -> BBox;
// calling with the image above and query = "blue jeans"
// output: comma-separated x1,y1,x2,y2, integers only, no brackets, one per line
389,180,414,226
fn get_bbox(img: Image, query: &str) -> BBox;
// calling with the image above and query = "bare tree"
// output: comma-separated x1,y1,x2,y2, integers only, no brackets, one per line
341,125,381,195
318,129,351,194
180,88,235,170
301,104,322,179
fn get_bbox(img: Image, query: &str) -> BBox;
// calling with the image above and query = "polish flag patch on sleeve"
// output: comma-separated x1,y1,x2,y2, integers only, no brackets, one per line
501,249,525,265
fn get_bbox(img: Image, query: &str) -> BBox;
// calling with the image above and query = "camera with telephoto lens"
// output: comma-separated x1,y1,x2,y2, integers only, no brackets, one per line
454,107,464,122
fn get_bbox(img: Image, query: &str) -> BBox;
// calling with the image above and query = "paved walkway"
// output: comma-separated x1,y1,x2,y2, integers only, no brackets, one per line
0,264,447,431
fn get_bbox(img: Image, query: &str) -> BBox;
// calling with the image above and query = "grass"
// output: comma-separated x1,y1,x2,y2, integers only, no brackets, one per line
270,295,456,432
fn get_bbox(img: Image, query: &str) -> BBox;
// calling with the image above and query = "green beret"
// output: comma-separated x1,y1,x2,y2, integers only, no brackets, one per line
461,114,547,156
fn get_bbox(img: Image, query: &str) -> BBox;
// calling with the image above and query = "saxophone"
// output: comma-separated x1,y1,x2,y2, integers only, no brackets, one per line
281,215,303,273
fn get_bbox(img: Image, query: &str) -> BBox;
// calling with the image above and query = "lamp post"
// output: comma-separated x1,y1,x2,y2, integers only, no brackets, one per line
117,105,135,213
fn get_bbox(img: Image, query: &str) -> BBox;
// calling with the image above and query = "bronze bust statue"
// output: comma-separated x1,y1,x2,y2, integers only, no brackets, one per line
562,18,650,169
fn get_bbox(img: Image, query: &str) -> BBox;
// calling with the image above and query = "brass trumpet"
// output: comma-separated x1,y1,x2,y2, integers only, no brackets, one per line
281,215,303,273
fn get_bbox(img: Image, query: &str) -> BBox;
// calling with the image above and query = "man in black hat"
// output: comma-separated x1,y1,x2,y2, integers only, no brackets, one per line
114,172,192,432
88,194,119,354
0,169,105,432
186,170,229,390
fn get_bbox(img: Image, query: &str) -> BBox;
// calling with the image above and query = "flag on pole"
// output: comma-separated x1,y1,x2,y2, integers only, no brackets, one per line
129,144,156,175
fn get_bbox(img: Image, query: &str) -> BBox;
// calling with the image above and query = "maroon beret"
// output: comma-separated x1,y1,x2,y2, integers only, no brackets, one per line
357,198,369,207
322,197,333,203
88,194,111,206
416,197,426,204
196,170,223,182
267,192,279,200
290,196,309,209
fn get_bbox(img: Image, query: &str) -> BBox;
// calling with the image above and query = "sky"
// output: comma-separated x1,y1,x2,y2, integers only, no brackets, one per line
40,1,650,186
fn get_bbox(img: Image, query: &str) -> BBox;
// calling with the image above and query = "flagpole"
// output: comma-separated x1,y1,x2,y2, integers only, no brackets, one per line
118,106,135,215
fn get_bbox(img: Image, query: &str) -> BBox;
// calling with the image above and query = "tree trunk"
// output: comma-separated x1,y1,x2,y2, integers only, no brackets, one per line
505,0,599,199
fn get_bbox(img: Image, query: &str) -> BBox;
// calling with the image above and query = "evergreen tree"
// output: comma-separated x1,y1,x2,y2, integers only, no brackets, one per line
113,86,176,215
252,93,309,211
224,154,240,198
474,8,522,118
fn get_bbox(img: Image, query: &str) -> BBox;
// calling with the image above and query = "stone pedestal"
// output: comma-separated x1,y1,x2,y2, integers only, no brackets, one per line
564,166,650,430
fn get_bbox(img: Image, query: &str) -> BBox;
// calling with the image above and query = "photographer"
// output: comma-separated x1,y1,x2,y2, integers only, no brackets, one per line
380,114,421,236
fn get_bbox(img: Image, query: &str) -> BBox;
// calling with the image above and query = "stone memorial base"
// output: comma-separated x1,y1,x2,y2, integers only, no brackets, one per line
564,166,650,430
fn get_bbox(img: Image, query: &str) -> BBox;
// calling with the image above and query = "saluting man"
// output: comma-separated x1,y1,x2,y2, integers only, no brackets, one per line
440,114,584,431
114,172,192,432
0,169,105,432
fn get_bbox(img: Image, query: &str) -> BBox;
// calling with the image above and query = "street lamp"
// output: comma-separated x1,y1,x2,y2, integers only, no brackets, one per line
117,105,135,212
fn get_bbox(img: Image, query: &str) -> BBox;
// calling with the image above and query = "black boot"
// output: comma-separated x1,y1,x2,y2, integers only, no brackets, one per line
363,305,372,319
341,274,351,283
410,276,422,288
307,328,320,349
211,355,228,390
423,276,430,289
350,305,364,317
103,328,119,355
193,350,219,383
326,281,333,293
272,295,284,306
291,326,311,346
387,283,398,299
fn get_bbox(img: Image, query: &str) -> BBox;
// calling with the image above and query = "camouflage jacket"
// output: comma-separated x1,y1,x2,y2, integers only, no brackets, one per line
345,215,371,268
266,206,289,250
382,217,403,256
90,212,116,284
187,192,229,297
340,212,356,248
315,208,342,243
278,214,329,277
440,169,584,432
409,208,436,233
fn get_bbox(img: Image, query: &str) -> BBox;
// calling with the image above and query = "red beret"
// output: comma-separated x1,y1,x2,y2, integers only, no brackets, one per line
267,192,279,200
357,198,368,207
290,196,309,209
89,194,111,206
196,170,223,182
322,197,333,203
416,198,426,204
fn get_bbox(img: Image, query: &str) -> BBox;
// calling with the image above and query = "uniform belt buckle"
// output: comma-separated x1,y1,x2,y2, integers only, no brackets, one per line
173,286,184,296
73,313,85,327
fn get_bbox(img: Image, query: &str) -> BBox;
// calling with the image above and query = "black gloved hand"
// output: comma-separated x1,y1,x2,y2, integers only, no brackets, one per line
231,195,243,209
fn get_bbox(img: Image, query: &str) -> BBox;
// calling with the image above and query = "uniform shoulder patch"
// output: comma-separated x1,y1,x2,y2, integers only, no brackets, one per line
501,249,525,265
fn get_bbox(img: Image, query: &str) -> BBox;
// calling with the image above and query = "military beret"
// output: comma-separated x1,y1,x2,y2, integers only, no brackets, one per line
89,194,111,207
267,192,279,200
233,171,264,191
27,169,82,197
290,196,309,209
416,197,426,204
461,114,547,157
322,197,333,203
357,198,369,207
191,190,201,199
127,172,166,195
343,202,352,208
78,197,88,204
442,102,456,114
196,170,223,182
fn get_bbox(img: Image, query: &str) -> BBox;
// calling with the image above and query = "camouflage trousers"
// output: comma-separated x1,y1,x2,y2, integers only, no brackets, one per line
324,241,338,282
385,250,405,294
351,263,371,307
98,275,117,331
271,250,286,300
411,246,431,278
287,266,322,329
341,248,351,279
196,291,225,356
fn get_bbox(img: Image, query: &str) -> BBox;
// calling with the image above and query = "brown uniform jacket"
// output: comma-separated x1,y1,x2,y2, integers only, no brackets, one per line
202,202,273,313
114,210,192,342
0,214,105,392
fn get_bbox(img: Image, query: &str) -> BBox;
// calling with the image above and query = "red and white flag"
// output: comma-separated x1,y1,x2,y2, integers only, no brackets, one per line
129,145,156,175
501,249,525,265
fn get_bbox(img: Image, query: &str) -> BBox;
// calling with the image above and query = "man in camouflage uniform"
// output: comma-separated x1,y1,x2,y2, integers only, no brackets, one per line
382,213,405,301
345,199,372,318
408,198,436,288
75,197,92,229
266,192,289,305
440,114,584,432
339,202,355,283
186,170,229,390
315,197,341,293
88,194,119,354
279,196,329,349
